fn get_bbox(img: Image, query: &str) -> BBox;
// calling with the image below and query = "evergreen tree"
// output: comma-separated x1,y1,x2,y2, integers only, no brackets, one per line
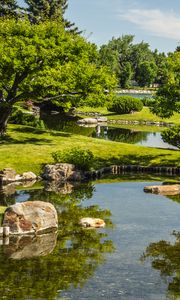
0,0,19,18
25,0,79,32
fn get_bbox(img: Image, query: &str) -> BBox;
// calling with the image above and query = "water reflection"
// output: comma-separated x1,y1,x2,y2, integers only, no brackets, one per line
141,231,180,299
0,181,114,299
3,232,57,259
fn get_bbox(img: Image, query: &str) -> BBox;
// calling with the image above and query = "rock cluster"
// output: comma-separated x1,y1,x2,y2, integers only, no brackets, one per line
0,168,37,184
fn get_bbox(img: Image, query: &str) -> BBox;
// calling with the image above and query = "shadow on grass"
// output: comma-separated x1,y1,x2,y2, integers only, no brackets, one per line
0,135,52,145
95,153,180,169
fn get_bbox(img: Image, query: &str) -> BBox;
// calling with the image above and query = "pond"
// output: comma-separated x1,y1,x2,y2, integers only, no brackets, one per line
41,113,178,150
0,177,179,300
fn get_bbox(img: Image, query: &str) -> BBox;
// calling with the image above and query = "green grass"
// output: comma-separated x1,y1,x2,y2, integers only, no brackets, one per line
78,106,180,125
0,124,179,175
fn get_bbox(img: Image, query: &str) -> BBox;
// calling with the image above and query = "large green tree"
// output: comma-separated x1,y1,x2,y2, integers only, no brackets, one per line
0,18,116,136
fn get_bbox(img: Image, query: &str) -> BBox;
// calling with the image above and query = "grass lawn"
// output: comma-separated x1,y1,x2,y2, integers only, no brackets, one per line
78,106,180,125
0,124,179,175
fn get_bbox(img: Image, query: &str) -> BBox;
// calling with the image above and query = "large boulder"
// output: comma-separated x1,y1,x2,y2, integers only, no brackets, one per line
42,163,82,182
3,201,58,235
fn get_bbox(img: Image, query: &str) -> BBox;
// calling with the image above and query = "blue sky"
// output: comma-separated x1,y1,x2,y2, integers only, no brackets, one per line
18,0,180,53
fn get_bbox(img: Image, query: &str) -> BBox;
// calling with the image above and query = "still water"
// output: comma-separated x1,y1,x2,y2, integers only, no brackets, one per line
41,113,178,150
0,178,179,300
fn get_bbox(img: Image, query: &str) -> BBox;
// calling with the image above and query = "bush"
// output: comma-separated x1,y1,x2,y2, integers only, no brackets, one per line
52,148,94,171
161,125,180,149
141,96,156,107
107,95,143,114
10,107,45,129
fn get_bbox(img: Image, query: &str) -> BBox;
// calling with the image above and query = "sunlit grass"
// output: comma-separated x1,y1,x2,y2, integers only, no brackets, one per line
78,106,180,125
0,124,179,175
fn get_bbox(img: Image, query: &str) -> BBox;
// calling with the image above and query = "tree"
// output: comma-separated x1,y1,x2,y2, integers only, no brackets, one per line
99,35,134,88
161,125,180,149
0,18,117,136
0,0,19,18
25,0,79,32
99,36,159,88
136,61,157,87
151,51,180,118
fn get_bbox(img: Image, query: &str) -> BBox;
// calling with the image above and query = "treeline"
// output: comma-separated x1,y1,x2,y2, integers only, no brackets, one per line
99,35,179,88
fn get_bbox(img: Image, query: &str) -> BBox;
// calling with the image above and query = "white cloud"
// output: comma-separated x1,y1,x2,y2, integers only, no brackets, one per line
119,8,180,40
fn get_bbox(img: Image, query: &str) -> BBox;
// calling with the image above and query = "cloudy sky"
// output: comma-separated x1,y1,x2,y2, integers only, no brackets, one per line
18,0,180,53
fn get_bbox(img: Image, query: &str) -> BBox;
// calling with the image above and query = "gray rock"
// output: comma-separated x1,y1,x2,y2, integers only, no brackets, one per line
0,168,17,183
3,201,58,235
77,118,98,124
22,172,37,181
97,117,108,123
42,163,82,182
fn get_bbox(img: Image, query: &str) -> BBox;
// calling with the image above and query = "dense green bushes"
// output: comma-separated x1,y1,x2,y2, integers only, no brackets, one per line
107,95,143,114
141,97,156,107
52,148,94,171
161,125,180,149
10,107,45,129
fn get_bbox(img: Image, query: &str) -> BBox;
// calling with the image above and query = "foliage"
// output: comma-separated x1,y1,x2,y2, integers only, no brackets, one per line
161,125,180,149
141,96,156,107
136,61,157,87
107,95,143,114
0,18,116,135
24,0,79,32
9,107,45,129
151,52,180,118
99,35,165,88
52,147,94,171
0,0,20,18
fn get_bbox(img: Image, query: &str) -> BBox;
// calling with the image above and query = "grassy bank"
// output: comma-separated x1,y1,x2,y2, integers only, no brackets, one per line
0,124,179,175
77,107,180,125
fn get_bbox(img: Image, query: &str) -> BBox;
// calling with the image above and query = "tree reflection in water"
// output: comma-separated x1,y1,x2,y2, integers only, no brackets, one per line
0,181,114,300
141,231,180,299
141,192,180,299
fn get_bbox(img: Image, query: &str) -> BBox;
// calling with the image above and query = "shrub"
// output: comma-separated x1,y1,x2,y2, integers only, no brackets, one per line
107,95,143,114
10,107,45,129
161,125,180,149
141,96,156,107
52,148,94,171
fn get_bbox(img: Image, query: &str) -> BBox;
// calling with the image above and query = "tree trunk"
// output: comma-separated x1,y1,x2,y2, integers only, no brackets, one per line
0,104,12,136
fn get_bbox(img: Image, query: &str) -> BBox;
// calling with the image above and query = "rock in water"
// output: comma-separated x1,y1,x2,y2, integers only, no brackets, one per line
80,217,105,228
3,201,58,235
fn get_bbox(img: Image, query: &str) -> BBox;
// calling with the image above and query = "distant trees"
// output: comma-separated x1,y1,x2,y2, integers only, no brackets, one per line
99,35,168,88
